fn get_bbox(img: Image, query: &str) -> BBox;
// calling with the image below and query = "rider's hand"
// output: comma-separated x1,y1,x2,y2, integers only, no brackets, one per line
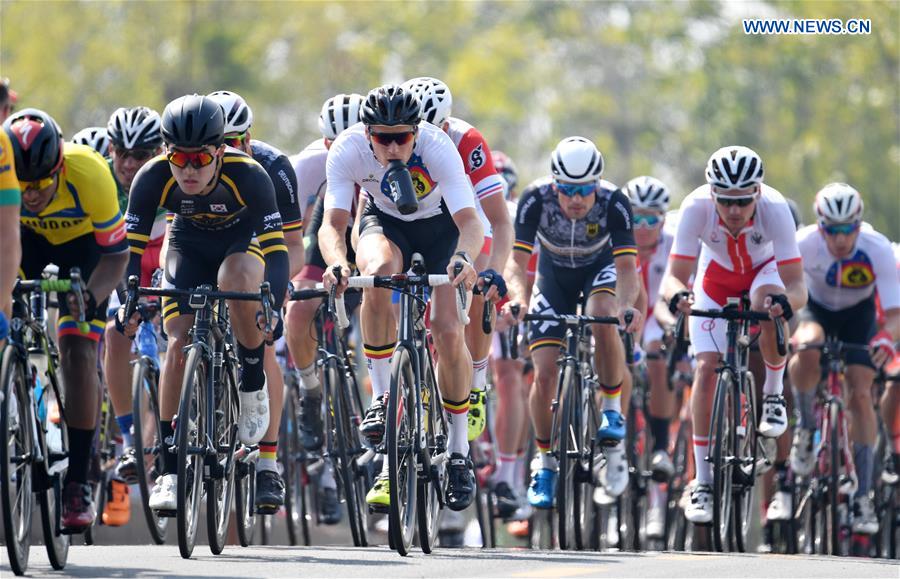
448,257,477,291
869,330,896,368
501,301,526,324
619,306,643,334
764,293,793,321
256,309,283,345
475,269,507,302
115,306,142,338
668,290,693,316
323,262,351,296
66,289,97,321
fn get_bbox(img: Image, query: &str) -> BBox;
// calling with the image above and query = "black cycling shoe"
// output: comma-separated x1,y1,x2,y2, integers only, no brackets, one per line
255,470,285,515
493,481,519,520
360,393,388,445
298,394,324,450
445,453,475,511
114,447,139,485
317,486,342,525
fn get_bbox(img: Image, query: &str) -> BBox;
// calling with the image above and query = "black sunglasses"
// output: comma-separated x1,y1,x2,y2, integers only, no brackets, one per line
369,130,417,146
712,193,757,208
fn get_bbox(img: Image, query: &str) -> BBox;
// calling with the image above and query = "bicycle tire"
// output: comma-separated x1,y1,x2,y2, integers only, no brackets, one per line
1,349,33,575
280,384,307,545
667,419,690,551
387,345,417,555
416,349,444,554
84,394,115,546
206,356,239,555
710,368,735,552
827,401,844,556
731,370,757,552
556,362,578,550
39,368,70,570
131,358,167,544
176,347,205,559
235,459,256,546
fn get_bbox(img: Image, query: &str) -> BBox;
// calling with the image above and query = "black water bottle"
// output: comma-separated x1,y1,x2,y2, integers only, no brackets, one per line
385,159,418,215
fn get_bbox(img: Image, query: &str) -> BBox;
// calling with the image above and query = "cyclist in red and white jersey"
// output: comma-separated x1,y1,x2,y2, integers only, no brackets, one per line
662,146,807,524
402,77,512,444
881,242,900,482
788,183,899,534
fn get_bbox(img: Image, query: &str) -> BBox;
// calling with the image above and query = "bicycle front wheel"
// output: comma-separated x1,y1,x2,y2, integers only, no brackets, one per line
416,354,445,554
0,348,34,575
206,357,238,555
329,359,368,547
710,368,735,552
234,459,256,547
132,358,167,544
731,370,758,552
280,384,310,545
176,347,206,559
556,362,580,550
387,345,417,556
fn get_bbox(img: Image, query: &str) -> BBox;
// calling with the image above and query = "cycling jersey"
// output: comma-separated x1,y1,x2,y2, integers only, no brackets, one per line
292,138,328,222
444,117,505,238
639,226,676,346
0,131,19,205
513,176,636,269
125,149,289,307
20,143,127,253
250,140,302,233
324,122,476,221
796,223,899,312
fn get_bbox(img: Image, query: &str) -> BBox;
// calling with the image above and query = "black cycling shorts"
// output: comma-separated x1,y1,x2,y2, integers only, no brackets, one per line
797,296,877,368
19,228,110,341
358,199,458,274
299,195,356,282
527,253,617,351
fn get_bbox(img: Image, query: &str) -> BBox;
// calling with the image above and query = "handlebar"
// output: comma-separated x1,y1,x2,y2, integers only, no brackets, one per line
686,306,787,357
15,268,90,334
506,305,625,360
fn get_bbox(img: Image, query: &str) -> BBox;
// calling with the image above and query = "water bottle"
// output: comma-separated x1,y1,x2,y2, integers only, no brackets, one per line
34,373,47,423
137,321,159,361
384,160,418,215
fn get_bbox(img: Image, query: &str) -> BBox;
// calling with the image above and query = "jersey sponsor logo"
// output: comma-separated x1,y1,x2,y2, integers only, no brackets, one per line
468,143,485,171
751,231,764,245
586,223,600,238
276,169,295,198
826,250,875,288
528,287,560,334
21,217,84,231
0,163,10,174
387,156,436,201
263,211,282,222
518,194,538,225
124,212,140,224
614,201,631,229
591,263,617,287
180,199,194,212
210,203,228,213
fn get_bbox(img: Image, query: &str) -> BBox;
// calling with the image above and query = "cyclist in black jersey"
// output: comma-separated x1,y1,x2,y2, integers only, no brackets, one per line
503,137,643,508
207,90,304,513
120,94,290,513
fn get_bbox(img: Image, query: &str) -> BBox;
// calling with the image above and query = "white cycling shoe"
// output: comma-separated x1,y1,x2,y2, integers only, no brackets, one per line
149,474,177,511
601,443,629,498
758,395,788,438
684,482,713,524
239,386,270,445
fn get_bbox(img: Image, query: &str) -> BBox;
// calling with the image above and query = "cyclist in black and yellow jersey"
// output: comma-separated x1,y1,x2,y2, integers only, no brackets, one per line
0,78,20,329
3,108,129,531
121,94,290,513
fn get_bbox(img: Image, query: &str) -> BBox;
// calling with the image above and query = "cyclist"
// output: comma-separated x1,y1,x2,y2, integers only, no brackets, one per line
881,242,900,481
502,136,643,509
71,126,111,158
4,109,129,531
0,78,19,329
624,175,677,537
788,183,899,534
207,90,304,514
663,145,806,524
121,95,290,512
402,77,512,443
284,92,364,524
321,84,483,512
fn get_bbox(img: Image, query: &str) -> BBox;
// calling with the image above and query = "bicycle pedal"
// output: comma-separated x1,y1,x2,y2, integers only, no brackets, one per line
597,438,621,449
256,504,279,515
368,504,389,515
155,509,177,518
60,526,88,535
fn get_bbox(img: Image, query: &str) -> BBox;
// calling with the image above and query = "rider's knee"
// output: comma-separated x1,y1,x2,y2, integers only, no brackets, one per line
694,357,718,391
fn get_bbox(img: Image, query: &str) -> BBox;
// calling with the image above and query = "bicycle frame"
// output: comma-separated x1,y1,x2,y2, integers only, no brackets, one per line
815,341,858,497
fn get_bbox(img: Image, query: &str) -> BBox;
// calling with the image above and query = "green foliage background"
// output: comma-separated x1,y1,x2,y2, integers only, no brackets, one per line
2,0,897,238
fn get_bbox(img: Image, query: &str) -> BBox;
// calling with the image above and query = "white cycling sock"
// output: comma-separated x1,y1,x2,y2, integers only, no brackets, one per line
763,359,786,396
364,343,395,400
693,435,712,485
493,453,517,487
320,462,337,490
298,363,321,396
446,408,470,455
471,357,489,393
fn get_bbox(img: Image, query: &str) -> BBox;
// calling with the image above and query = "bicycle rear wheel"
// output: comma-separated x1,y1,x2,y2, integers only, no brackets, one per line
556,363,579,550
280,384,310,545
85,393,115,546
176,347,205,559
39,474,70,569
731,371,757,552
235,459,256,547
416,356,445,554
826,402,845,556
132,358,167,544
387,345,417,556
1,349,33,575
206,358,238,555
710,368,735,552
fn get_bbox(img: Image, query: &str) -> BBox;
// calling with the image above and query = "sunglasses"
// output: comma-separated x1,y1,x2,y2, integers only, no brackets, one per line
712,192,757,208
555,181,597,197
167,149,216,169
114,147,156,162
820,221,860,236
224,133,247,148
369,130,416,147
19,174,56,192
634,213,663,228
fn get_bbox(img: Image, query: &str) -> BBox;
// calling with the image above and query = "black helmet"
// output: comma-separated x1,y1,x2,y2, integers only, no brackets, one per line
160,94,225,147
2,108,64,181
361,84,420,127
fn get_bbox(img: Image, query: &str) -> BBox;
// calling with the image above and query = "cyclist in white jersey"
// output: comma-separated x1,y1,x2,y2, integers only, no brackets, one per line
403,77,512,443
788,183,900,534
662,146,807,524
321,84,484,512
880,243,900,483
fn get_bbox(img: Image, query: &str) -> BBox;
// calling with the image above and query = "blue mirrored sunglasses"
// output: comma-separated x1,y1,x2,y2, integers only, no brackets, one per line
820,221,860,236
555,181,597,197
634,214,662,228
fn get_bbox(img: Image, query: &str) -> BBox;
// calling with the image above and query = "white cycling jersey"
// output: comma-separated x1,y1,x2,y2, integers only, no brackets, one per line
797,223,900,312
324,122,476,221
291,138,328,221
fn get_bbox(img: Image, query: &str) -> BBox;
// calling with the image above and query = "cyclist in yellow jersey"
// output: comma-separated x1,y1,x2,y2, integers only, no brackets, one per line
3,108,128,531
0,80,20,324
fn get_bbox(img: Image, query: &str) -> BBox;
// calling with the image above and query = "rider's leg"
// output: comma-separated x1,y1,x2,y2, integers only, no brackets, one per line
104,321,135,447
846,364,877,497
431,283,474,455
465,248,494,439
59,334,102,485
492,354,526,487
158,313,195,475
787,321,825,430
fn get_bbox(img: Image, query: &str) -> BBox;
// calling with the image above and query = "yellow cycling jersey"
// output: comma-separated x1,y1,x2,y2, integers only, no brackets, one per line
20,143,127,252
0,131,19,205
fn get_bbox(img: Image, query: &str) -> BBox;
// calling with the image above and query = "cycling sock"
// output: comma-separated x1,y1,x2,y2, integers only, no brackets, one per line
298,363,322,396
237,341,266,392
494,452,518,487
648,414,670,452
444,397,470,455
536,438,557,471
160,420,177,475
693,435,712,485
853,442,874,497
649,481,665,509
258,440,278,473
320,461,337,490
116,413,135,448
515,450,527,489
64,427,95,484
763,359,786,396
471,357,489,393
600,382,622,413
364,342,395,400
792,387,816,430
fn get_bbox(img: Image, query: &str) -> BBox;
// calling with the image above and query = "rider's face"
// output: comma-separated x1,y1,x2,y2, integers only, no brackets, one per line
367,124,417,166
167,144,223,195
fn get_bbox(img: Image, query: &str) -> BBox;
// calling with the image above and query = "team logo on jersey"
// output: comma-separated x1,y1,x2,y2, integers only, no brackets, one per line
468,144,485,170
825,250,875,289
586,223,600,238
751,232,764,245
210,204,227,213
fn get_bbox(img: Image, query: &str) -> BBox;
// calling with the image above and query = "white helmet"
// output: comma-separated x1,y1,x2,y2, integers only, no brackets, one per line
318,93,364,140
625,176,670,212
550,137,604,184
402,77,452,127
705,145,764,190
207,90,253,134
71,127,111,158
107,106,163,150
815,182,863,224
